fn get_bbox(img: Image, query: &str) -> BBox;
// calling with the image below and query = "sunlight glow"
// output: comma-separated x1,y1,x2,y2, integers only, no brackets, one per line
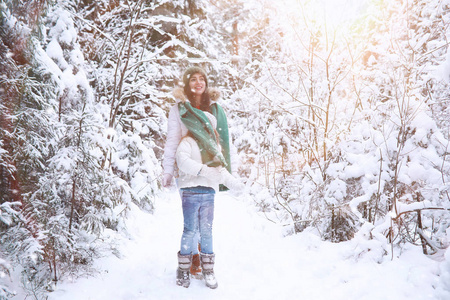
275,0,370,35
315,0,368,29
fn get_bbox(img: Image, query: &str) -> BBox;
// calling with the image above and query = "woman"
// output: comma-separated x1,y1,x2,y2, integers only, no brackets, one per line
162,67,241,289
175,111,243,289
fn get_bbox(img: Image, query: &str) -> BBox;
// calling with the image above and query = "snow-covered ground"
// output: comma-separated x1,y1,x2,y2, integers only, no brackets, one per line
48,190,450,300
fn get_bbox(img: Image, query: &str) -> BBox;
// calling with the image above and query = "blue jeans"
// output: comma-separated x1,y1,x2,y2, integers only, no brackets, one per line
179,187,215,255
177,182,201,255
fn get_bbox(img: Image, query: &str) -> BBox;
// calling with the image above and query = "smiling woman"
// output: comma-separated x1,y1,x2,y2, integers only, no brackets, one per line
188,73,207,108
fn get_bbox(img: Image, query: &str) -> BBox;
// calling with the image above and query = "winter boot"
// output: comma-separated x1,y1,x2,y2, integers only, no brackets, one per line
190,254,203,279
176,252,192,288
201,253,218,289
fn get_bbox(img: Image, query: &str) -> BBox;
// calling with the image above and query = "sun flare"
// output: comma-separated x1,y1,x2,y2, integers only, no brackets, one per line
273,0,370,36
314,0,368,29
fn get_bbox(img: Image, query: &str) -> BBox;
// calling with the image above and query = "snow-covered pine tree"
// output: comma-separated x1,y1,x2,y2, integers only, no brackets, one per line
0,257,14,299
1,0,147,295
0,1,49,296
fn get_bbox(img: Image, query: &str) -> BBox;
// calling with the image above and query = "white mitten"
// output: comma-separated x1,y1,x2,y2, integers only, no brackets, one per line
220,169,245,193
162,173,173,187
199,165,222,181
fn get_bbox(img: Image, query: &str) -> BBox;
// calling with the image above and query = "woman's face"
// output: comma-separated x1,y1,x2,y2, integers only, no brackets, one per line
188,73,206,96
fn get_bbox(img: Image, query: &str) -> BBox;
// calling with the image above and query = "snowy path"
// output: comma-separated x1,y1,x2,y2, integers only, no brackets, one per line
50,191,449,300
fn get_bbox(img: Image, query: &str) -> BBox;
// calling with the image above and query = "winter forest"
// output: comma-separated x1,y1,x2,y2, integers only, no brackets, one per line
1,0,450,299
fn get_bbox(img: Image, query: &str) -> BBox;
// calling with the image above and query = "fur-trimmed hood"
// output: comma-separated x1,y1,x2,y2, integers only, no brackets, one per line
173,87,221,104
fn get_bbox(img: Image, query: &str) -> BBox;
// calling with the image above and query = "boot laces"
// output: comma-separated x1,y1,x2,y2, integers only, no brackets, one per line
182,270,189,280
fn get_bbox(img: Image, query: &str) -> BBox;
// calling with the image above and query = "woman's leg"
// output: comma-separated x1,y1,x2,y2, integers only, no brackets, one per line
198,193,215,254
197,193,217,289
178,185,200,255
180,191,201,255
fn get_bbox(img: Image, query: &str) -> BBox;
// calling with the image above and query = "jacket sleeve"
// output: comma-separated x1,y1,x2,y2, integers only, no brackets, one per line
176,139,204,176
219,168,244,191
163,105,182,176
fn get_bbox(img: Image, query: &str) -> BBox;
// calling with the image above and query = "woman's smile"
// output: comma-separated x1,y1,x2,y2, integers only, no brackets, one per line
189,73,206,96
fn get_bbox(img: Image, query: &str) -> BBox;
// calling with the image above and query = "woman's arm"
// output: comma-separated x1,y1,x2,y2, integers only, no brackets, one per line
176,138,204,176
163,105,182,176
